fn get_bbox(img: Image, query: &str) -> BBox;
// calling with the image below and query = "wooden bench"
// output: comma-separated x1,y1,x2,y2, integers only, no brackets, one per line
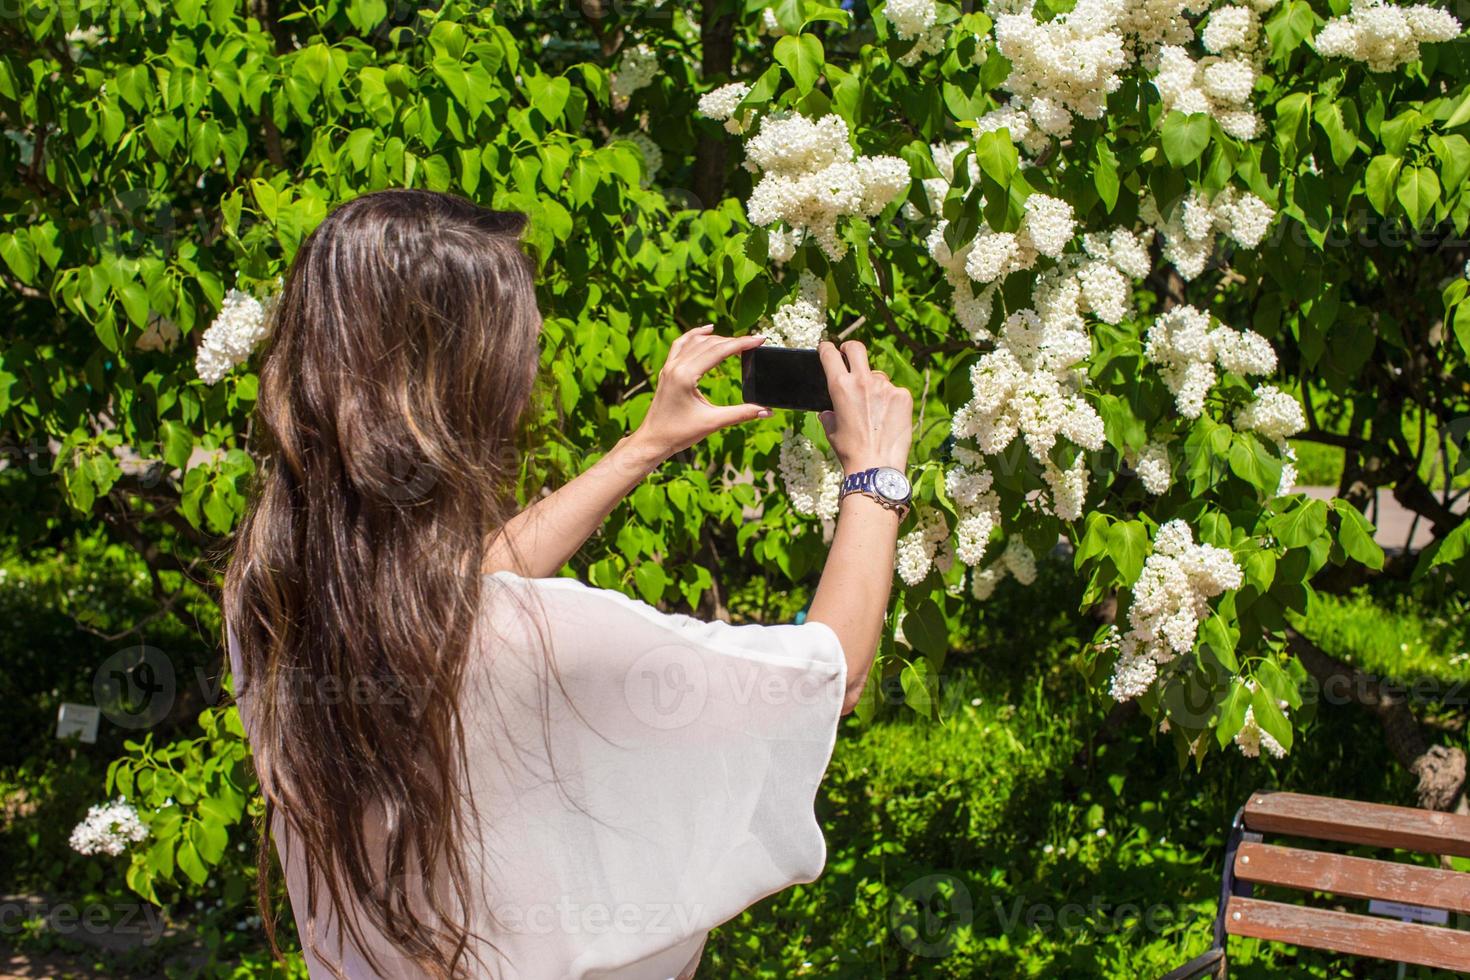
1163,790,1470,979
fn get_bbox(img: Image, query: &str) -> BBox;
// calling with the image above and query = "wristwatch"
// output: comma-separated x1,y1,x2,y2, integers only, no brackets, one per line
839,467,912,517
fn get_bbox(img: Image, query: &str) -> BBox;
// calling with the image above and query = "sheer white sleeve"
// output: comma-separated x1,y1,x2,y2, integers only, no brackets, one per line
459,571,848,979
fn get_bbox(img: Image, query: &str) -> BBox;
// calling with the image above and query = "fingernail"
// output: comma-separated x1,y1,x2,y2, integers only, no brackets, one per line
757,409,773,418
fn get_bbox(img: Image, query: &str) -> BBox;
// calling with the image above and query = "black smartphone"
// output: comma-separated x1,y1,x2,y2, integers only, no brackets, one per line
741,345,833,412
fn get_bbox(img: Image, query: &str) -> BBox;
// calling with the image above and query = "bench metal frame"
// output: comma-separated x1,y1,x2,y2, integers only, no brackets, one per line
1161,791,1470,980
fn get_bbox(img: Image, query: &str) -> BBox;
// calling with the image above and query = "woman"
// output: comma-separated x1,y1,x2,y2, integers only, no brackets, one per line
224,189,913,979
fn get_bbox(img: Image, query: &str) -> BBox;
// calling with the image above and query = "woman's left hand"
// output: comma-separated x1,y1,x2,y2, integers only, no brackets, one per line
628,325,772,465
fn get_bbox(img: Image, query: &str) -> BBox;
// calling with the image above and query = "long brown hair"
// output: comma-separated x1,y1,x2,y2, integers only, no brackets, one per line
223,189,542,976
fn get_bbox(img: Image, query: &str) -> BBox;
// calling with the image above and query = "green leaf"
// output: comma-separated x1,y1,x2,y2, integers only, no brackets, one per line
1094,143,1119,212
158,421,193,470
974,129,1018,187
192,816,228,864
117,281,150,328
1228,432,1284,494
1395,166,1440,228
1330,499,1384,570
176,838,207,885
1199,614,1238,672
769,0,804,35
902,599,948,657
1108,520,1149,585
633,562,667,604
899,657,938,719
1364,154,1403,217
1429,133,1470,194
1264,0,1320,61
1453,301,1470,356
1273,92,1311,163
529,75,571,123
1161,111,1211,168
0,232,38,284
1429,521,1470,569
1313,98,1360,167
1215,680,1251,748
1268,497,1327,549
1250,681,1293,752
774,34,824,96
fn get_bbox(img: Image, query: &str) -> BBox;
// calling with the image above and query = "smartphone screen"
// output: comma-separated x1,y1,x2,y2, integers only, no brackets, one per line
741,345,833,412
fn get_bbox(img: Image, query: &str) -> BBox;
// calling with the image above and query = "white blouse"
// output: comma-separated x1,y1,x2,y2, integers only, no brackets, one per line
230,571,847,979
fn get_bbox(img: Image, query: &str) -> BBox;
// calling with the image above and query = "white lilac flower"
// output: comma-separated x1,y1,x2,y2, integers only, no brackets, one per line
697,82,752,134
897,506,951,585
964,230,1029,284
1144,305,1278,418
1043,453,1090,521
1115,0,1212,64
1153,46,1261,141
1081,227,1155,280
1147,184,1277,267
994,0,1129,137
1000,537,1037,585
610,44,658,110
196,288,276,384
1135,442,1172,495
976,102,1051,157
758,270,827,347
1108,520,1243,702
778,432,842,518
1235,384,1306,442
1022,194,1077,259
767,226,801,264
971,563,1006,599
1313,1,1462,72
70,799,150,857
887,0,938,39
1277,442,1298,496
1202,5,1262,53
899,23,950,66
742,113,911,260
947,464,1001,565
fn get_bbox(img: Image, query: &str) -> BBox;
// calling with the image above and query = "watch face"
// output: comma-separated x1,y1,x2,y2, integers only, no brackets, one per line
874,467,911,501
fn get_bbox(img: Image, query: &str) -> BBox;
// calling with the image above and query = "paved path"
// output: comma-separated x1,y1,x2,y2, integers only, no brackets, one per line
1299,486,1467,553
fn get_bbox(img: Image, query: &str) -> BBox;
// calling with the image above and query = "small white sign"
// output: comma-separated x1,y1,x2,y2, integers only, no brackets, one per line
55,702,101,744
1368,899,1450,926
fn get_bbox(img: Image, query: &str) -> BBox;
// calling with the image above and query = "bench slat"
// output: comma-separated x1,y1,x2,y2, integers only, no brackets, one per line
1226,896,1470,972
1244,791,1470,858
1233,841,1470,914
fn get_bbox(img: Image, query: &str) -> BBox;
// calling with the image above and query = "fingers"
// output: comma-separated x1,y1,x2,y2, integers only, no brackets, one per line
708,402,774,428
817,341,848,384
840,340,869,376
818,410,836,436
672,324,715,348
682,333,765,378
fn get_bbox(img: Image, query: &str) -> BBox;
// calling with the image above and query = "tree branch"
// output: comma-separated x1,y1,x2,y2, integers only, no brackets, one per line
1287,628,1465,812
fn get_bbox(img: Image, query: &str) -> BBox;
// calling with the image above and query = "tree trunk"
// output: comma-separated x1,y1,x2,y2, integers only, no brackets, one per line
692,0,736,209
1287,629,1466,812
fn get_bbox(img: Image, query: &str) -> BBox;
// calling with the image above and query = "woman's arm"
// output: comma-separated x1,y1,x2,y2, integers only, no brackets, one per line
803,340,914,715
483,326,770,578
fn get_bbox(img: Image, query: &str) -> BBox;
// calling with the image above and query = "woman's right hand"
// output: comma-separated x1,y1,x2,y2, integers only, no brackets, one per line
816,340,914,474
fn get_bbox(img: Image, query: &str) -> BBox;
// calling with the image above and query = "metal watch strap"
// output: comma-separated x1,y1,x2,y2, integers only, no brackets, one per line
840,468,910,516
